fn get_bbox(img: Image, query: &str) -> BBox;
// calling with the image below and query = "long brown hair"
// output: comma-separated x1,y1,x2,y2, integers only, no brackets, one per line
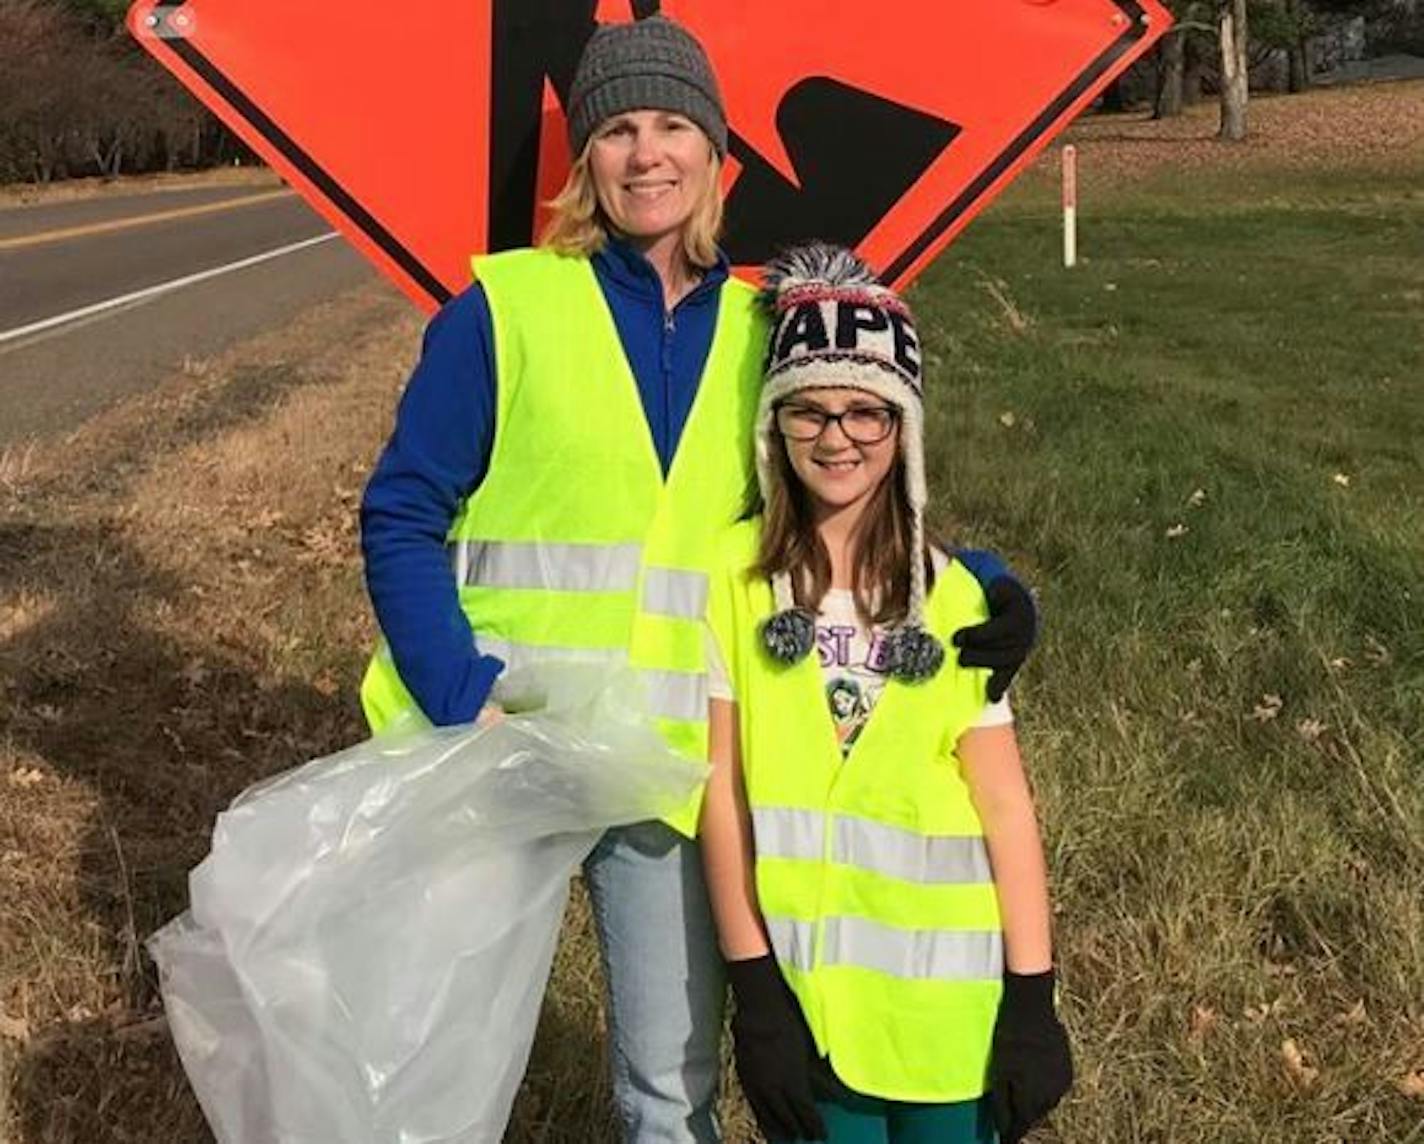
754,433,928,627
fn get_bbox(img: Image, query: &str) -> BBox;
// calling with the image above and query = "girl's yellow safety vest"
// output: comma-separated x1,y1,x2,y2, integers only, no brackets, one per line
361,248,767,835
707,520,1004,1102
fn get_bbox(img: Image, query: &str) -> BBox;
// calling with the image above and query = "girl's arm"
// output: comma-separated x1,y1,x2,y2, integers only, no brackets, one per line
961,723,1075,1141
958,723,1053,973
700,697,771,959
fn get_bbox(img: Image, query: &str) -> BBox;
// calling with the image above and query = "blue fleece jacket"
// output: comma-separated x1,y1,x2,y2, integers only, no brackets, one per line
361,238,1009,726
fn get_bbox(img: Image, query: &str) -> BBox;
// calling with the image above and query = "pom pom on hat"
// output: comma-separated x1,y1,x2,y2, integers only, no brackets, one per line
761,607,817,665
884,625,946,683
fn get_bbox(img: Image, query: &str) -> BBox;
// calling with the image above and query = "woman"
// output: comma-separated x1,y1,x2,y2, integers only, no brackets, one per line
359,17,1035,1142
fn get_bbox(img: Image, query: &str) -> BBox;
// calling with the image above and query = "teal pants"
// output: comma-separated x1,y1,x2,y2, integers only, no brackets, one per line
777,1091,996,1144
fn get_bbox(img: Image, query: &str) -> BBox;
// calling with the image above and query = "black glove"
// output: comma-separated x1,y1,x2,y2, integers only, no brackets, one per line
952,577,1037,703
990,970,1074,1144
727,955,826,1143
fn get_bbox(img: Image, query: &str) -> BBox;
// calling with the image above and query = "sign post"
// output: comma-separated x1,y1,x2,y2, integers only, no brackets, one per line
1063,144,1078,269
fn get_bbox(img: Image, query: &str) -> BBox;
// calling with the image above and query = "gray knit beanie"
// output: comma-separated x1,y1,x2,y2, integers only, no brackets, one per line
567,16,728,158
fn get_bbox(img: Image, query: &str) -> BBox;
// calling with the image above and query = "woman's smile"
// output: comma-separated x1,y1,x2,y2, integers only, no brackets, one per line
590,110,712,248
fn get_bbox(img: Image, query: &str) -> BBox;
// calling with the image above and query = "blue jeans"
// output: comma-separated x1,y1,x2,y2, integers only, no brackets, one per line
582,820,725,1143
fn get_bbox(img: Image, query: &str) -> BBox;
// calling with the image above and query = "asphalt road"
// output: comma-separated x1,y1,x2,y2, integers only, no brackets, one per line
0,184,379,447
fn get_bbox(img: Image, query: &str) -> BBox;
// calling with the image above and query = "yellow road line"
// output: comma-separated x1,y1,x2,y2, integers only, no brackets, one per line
0,188,297,252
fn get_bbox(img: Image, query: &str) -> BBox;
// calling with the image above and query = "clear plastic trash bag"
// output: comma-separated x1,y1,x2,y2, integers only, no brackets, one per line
148,664,706,1144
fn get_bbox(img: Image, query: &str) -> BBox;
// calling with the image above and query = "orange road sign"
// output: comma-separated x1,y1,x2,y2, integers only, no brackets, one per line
128,0,1170,311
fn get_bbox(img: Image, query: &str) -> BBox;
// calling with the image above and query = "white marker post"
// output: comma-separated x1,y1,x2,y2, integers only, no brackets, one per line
1062,144,1077,269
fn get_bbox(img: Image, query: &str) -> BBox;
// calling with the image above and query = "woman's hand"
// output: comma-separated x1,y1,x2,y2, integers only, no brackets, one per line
952,576,1037,702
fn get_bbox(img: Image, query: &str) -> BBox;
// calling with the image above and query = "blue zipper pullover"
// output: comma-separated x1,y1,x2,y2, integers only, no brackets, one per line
361,238,1009,726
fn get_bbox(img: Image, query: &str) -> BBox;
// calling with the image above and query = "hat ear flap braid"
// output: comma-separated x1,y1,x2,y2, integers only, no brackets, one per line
885,402,944,684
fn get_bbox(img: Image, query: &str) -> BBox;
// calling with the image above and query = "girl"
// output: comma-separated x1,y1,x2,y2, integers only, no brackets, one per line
701,245,1073,1144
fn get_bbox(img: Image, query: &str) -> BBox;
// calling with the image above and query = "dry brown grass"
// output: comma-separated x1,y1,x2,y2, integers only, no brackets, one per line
0,166,280,210
2,80,1422,1144
0,278,417,1143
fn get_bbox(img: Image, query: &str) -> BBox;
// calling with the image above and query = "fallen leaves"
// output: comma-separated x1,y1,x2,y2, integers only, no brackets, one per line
1165,523,1189,539
0,592,56,640
1188,1004,1219,1044
1281,1038,1319,1088
1047,80,1424,189
7,765,45,789
1244,998,1286,1024
0,1011,30,1042
1363,635,1392,666
1332,1000,1368,1028
1399,1070,1424,1100
180,658,211,689
1331,472,1352,488
1250,694,1285,722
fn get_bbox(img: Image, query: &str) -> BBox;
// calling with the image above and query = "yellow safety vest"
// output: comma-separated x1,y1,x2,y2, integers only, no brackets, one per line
360,248,766,836
707,520,1004,1102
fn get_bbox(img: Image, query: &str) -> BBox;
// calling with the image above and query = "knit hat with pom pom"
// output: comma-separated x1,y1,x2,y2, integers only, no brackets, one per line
756,243,943,684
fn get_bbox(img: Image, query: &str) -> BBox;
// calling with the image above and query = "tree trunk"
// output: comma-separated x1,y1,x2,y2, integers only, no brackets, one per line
1285,0,1309,92
1218,0,1249,141
1155,31,1185,118
1100,76,1127,113
1287,40,1308,91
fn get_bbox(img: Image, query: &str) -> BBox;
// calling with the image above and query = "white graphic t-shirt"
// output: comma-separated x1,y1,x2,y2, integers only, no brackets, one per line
706,587,1012,753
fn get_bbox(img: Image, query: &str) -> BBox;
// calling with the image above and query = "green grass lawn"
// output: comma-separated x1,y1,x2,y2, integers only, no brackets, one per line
901,164,1423,1142
5,142,1419,1144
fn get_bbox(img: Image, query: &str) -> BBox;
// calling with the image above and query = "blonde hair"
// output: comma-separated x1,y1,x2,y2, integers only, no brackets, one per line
540,138,724,269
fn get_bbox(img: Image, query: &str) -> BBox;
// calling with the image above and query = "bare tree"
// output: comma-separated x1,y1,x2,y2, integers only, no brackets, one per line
1155,30,1188,118
1284,0,1311,91
1,0,233,183
1155,2,1215,119
1218,0,1251,140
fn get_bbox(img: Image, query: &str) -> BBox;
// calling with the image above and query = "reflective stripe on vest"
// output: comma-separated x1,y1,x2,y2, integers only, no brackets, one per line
450,539,643,592
766,916,1003,980
753,807,995,885
450,541,710,623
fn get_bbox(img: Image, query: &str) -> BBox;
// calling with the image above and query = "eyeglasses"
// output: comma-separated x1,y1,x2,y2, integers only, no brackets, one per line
775,402,899,444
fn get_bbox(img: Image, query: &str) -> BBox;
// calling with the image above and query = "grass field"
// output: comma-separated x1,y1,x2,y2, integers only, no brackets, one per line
2,83,1422,1143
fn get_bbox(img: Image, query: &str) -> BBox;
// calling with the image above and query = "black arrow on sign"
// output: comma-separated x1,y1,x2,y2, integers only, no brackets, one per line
489,0,600,251
487,2,958,267
721,78,961,268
